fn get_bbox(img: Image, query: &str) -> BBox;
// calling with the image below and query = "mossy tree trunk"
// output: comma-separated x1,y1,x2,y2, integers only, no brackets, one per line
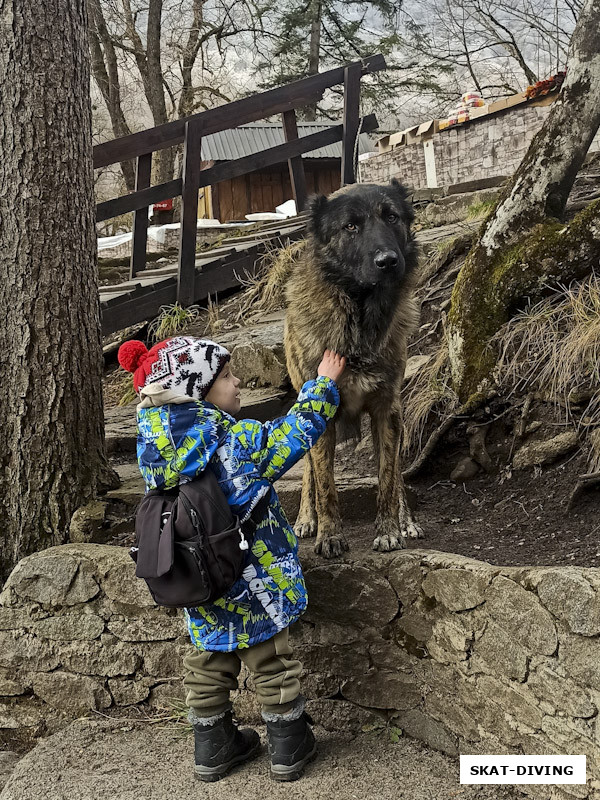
448,0,600,401
0,0,118,581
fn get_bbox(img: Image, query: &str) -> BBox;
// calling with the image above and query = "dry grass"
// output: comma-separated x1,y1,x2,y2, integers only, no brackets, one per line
494,274,600,463
104,367,137,408
401,335,457,457
236,239,306,323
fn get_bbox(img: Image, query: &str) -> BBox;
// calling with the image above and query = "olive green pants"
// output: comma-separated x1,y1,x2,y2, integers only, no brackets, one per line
183,628,302,718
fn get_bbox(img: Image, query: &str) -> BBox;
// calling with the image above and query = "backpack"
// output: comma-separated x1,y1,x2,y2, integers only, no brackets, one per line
129,470,269,608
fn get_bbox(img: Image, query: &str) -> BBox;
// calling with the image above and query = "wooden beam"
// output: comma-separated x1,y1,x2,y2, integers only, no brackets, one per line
341,62,362,186
97,178,181,223
93,55,386,168
177,121,202,306
282,110,308,212
129,152,152,278
96,116,378,221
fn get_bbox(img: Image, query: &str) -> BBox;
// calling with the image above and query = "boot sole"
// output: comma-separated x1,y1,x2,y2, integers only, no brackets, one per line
194,739,261,782
270,742,318,782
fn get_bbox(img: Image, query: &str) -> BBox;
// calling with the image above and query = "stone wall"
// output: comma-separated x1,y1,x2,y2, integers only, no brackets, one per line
360,104,588,191
2,544,600,799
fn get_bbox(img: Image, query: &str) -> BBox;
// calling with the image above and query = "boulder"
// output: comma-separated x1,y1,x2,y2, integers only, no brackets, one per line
33,671,111,711
513,430,578,469
422,568,489,611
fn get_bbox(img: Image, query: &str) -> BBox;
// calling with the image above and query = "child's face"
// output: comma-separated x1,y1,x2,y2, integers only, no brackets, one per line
204,362,241,415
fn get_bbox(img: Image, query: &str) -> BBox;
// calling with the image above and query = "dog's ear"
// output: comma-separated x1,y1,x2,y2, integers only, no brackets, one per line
389,178,414,226
308,194,328,242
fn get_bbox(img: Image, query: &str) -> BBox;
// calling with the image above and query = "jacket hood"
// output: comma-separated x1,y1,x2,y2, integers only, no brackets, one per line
137,401,230,490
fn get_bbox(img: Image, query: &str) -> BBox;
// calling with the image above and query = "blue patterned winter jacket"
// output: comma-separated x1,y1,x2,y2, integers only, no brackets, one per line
136,377,340,651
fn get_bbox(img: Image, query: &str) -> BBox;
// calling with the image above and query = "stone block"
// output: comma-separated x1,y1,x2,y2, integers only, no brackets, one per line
527,662,595,718
392,708,458,756
32,613,105,641
536,571,600,636
33,671,111,711
560,634,600,692
4,551,99,606
470,619,528,681
303,564,398,628
108,677,153,706
422,568,489,611
386,557,423,606
142,641,190,678
485,576,557,655
107,615,185,642
56,638,140,677
0,631,59,672
341,670,421,711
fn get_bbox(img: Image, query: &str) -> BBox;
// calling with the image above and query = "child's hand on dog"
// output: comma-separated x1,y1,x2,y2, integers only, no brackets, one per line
318,349,346,383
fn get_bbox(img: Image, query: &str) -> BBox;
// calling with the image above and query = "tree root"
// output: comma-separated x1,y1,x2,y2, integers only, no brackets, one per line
567,471,600,511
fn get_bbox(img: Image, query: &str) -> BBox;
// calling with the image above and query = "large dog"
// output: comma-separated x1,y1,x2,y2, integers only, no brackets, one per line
284,179,423,558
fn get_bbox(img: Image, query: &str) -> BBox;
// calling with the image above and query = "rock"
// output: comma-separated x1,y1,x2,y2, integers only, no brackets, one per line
426,617,473,663
296,643,369,678
229,342,287,388
32,614,105,641
470,620,528,681
305,698,380,734
477,675,543,730
341,671,421,711
536,570,600,636
392,708,458,756
56,638,140,677
101,560,155,609
68,501,107,544
33,672,111,711
218,319,285,363
0,702,46,730
301,672,340,699
0,752,20,791
107,615,185,642
422,569,488,611
0,670,29,696
104,405,138,455
108,678,153,706
424,690,480,742
303,565,398,629
527,662,596,718
4,550,99,606
148,681,186,708
450,457,479,482
0,608,34,631
484,576,557,655
142,641,191,678
0,631,59,672
513,430,578,469
394,601,433,643
386,557,423,606
560,634,600,692
368,640,414,673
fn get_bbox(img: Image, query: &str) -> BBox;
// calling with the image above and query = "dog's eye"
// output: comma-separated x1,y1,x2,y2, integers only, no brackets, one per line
345,223,358,232
386,213,399,223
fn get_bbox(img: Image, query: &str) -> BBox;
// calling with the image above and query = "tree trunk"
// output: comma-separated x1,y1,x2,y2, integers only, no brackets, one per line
447,0,600,401
0,0,117,580
87,0,135,191
304,0,322,121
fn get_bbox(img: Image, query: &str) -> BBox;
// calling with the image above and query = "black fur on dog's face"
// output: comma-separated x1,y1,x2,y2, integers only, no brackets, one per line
308,179,417,296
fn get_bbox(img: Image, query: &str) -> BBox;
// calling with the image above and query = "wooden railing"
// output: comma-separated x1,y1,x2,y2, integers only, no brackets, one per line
93,54,385,305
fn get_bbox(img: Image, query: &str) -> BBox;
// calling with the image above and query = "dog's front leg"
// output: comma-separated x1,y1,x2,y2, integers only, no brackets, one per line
371,409,423,551
294,454,318,538
311,423,348,558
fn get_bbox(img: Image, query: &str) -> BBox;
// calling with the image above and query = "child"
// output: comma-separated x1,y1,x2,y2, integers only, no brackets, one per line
117,336,345,783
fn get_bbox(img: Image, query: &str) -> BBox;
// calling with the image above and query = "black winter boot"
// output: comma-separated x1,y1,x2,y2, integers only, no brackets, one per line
190,708,260,782
263,697,317,781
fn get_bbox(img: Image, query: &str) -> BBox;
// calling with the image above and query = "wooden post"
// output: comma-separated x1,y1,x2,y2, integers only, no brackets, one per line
177,120,202,306
341,62,362,186
129,152,152,279
282,109,308,212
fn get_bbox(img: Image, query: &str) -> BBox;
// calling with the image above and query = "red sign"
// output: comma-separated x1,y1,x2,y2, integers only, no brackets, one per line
153,199,173,212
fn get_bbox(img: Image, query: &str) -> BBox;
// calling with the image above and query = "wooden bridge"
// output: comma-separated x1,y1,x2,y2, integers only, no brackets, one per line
95,55,386,336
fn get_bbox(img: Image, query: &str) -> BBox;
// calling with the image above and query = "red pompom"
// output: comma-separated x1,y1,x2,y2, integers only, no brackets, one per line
118,340,148,373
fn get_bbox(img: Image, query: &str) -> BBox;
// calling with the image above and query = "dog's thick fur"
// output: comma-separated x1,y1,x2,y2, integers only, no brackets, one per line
284,179,422,558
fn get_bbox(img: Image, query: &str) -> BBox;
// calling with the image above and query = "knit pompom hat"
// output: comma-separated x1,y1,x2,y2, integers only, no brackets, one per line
118,336,230,402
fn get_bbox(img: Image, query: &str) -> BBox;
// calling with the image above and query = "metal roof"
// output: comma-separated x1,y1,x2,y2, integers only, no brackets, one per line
201,121,375,162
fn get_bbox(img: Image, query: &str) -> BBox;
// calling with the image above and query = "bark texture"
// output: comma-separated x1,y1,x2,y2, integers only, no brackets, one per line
0,0,117,579
447,0,600,401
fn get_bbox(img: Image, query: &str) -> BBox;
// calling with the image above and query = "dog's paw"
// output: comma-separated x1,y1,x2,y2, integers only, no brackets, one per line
295,520,317,538
314,534,349,558
372,533,406,552
400,521,424,539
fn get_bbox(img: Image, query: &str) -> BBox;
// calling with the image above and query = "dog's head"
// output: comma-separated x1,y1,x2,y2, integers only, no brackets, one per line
307,179,417,294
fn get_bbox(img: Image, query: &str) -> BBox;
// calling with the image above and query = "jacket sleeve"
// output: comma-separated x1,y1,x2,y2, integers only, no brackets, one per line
249,376,340,482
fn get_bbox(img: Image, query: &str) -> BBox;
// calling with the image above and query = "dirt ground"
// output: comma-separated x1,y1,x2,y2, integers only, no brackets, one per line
0,716,523,800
